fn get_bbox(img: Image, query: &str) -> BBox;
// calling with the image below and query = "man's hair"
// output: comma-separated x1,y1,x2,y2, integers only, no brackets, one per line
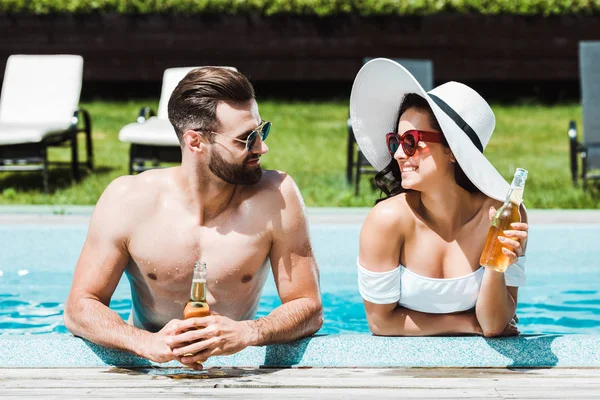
168,67,255,145
374,93,481,203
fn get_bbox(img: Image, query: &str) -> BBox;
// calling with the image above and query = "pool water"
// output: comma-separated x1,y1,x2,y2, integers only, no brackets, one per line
1,224,599,335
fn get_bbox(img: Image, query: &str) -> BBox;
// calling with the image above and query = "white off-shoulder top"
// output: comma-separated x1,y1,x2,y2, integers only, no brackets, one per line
357,258,526,314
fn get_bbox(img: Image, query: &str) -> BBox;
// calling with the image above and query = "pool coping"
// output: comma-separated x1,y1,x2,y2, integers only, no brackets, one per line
2,333,599,368
1,206,600,225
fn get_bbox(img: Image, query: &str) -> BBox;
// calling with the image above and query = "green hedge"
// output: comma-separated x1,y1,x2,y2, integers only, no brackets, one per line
1,0,600,16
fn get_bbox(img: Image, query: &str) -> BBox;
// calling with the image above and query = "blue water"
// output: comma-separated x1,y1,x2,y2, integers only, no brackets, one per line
1,223,599,335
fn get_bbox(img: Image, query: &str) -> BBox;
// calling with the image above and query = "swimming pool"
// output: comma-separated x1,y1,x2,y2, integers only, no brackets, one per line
1,209,600,368
1,220,599,336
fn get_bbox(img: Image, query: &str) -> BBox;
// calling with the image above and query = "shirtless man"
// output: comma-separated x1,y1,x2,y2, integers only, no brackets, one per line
64,67,323,370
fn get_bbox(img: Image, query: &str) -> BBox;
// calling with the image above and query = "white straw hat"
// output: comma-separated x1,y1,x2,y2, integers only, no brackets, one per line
349,58,509,202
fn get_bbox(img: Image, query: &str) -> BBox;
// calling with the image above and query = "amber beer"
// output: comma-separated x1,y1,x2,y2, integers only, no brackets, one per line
480,168,528,272
183,261,210,319
182,261,210,360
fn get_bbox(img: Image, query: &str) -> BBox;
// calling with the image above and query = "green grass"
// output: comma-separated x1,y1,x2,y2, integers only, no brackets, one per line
2,0,600,16
0,99,598,208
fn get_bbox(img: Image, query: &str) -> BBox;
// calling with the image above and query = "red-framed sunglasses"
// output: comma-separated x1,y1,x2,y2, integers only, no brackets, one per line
385,130,444,157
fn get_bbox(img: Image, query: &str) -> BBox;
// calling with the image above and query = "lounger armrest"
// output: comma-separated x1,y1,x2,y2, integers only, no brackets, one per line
137,106,156,123
71,108,92,133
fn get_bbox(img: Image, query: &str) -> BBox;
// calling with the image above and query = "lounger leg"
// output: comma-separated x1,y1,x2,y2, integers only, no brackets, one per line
86,128,93,170
582,151,588,191
129,145,135,175
42,146,49,194
71,129,80,181
347,125,355,184
83,110,93,170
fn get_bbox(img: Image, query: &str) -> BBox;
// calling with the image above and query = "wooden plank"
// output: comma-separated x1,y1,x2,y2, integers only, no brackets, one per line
0,387,504,399
2,368,600,398
2,367,600,387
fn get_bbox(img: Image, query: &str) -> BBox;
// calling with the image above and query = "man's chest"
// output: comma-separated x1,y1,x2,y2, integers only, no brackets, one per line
126,223,272,290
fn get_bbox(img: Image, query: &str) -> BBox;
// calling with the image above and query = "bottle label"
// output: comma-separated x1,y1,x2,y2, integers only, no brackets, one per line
491,208,503,228
509,188,523,205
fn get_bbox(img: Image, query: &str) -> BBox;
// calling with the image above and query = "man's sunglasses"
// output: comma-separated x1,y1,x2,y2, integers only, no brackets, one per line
385,130,444,157
204,120,271,152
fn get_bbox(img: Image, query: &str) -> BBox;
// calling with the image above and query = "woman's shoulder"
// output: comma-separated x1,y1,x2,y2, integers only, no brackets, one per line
359,193,415,271
363,193,415,236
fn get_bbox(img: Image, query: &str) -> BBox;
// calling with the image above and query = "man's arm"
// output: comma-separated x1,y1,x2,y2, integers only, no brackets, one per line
63,177,174,363
250,174,323,344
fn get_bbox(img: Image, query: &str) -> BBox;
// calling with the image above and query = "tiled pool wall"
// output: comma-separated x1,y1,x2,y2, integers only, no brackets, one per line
2,334,600,368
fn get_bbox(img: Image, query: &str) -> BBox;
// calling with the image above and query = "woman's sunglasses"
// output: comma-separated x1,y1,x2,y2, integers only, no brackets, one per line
385,130,444,157
202,120,271,152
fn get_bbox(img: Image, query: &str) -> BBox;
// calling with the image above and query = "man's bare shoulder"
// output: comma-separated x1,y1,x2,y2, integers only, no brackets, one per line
96,169,173,218
240,169,306,227
247,169,302,203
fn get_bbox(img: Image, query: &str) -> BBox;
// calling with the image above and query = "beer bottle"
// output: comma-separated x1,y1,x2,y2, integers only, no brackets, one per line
183,261,210,319
479,168,528,272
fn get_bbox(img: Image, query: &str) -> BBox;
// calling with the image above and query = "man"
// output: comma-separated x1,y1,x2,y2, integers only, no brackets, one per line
64,67,323,370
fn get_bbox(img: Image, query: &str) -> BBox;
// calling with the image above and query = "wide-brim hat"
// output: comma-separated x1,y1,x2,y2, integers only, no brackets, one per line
349,58,509,202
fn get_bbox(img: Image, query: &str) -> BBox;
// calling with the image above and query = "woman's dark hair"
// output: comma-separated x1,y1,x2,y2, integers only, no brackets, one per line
374,93,481,204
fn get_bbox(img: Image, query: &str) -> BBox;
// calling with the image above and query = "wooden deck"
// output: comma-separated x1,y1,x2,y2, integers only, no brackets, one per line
1,367,599,398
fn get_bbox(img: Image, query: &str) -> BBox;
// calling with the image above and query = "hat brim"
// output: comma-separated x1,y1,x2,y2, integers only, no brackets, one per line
349,58,509,202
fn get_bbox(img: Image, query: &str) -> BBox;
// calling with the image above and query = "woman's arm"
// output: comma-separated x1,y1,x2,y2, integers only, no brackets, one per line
359,198,482,337
476,204,528,337
365,301,481,336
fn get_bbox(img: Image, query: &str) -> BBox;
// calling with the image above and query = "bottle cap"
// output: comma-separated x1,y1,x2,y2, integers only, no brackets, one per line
515,168,528,180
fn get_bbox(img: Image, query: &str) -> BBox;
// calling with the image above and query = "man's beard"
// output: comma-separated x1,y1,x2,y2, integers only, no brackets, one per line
208,149,262,185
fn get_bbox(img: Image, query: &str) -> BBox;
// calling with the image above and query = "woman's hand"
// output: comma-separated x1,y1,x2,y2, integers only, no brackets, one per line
489,206,528,265
500,319,520,336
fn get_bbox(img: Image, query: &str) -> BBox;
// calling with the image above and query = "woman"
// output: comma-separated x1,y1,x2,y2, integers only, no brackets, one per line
350,59,528,337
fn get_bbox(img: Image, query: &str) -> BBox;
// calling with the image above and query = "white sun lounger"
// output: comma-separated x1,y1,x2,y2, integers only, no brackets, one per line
0,54,93,192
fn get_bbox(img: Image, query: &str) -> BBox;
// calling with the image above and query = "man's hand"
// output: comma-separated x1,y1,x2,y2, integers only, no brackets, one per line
169,315,256,369
144,319,184,363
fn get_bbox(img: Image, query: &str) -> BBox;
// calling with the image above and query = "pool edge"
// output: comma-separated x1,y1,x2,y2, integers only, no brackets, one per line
2,333,599,368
